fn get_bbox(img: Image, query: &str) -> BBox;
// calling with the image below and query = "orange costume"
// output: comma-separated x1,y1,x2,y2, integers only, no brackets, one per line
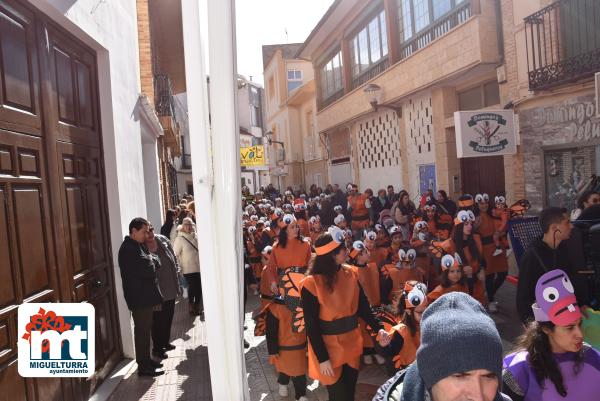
446,236,487,306
427,282,469,304
387,323,420,370
266,300,308,377
264,238,312,289
478,213,509,275
351,262,382,352
298,218,310,238
246,237,263,280
380,263,423,304
348,193,370,231
369,246,389,267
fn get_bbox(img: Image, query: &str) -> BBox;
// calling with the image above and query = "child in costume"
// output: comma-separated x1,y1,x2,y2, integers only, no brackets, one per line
492,195,511,257
503,269,600,401
381,248,424,305
379,281,428,375
410,220,434,288
426,253,469,304
364,230,389,267
348,240,386,365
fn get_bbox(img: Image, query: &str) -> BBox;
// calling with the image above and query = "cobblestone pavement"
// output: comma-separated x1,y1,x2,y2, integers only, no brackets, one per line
102,280,521,401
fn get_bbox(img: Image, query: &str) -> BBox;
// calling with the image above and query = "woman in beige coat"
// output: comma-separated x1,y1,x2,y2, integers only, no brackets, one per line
173,218,202,316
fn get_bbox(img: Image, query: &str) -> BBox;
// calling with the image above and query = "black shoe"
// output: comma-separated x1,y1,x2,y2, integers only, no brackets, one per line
149,359,163,369
163,343,176,351
244,339,250,349
152,350,168,359
137,367,164,377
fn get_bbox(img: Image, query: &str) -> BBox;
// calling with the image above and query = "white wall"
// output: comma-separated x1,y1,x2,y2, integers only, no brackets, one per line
31,0,147,359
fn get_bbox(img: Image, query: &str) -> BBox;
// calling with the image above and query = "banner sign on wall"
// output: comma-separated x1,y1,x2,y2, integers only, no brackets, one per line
454,110,517,158
240,145,265,167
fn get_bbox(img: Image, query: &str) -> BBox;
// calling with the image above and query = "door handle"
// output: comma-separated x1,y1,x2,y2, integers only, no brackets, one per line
92,279,106,288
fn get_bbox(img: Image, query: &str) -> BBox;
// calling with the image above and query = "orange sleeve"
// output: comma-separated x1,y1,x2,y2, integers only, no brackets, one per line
474,234,483,255
265,248,279,285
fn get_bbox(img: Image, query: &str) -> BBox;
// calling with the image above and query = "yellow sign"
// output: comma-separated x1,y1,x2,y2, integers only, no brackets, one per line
240,145,265,167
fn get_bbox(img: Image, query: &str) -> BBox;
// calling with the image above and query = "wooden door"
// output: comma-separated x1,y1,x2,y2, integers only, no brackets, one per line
460,155,506,197
0,1,121,399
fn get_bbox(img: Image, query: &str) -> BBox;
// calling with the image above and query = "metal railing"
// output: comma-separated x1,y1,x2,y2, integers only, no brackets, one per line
154,74,176,117
399,1,471,60
351,58,390,90
525,0,600,90
318,88,345,110
181,153,192,170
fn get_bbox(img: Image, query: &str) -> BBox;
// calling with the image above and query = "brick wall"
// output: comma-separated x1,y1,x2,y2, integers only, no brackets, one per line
137,0,154,103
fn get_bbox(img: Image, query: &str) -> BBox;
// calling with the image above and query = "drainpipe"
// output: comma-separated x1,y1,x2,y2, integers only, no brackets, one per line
181,0,248,400
495,0,505,64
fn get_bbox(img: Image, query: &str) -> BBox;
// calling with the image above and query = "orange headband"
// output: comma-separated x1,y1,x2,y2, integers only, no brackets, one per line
315,240,343,256
349,248,361,259
458,199,474,207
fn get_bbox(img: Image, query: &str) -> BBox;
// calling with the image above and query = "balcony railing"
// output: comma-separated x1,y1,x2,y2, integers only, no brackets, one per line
318,88,345,110
154,73,176,117
525,0,600,90
351,58,390,90
181,153,192,170
399,1,471,60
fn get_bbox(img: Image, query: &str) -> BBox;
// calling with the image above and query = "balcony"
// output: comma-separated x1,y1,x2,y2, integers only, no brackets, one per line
181,153,192,170
155,74,182,156
524,0,600,91
351,58,390,90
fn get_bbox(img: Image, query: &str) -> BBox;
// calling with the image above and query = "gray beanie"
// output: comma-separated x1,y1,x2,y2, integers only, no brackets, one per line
416,292,503,389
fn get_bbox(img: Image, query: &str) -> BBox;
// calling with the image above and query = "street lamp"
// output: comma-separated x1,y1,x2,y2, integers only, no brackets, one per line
363,83,402,117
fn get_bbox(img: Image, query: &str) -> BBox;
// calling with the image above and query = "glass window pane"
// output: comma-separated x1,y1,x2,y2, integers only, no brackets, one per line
483,81,500,107
351,37,359,77
288,81,302,92
287,70,295,79
358,28,369,72
335,53,343,90
413,0,430,32
369,18,381,63
401,0,413,41
458,86,483,110
380,11,388,56
433,0,452,19
326,61,334,95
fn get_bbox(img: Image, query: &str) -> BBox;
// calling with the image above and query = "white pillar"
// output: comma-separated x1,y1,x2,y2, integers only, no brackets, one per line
181,0,248,400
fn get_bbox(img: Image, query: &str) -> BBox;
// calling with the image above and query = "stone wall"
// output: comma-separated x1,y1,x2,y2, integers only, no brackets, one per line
519,93,599,211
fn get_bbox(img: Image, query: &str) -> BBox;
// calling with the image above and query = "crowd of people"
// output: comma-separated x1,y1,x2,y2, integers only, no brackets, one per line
117,196,200,377
244,183,600,400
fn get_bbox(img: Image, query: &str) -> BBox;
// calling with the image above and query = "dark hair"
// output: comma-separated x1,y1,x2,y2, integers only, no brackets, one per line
452,223,481,263
178,210,188,223
577,190,599,210
277,223,301,248
539,207,568,234
309,234,345,291
515,320,584,397
394,285,419,337
437,190,448,201
440,265,466,288
129,217,149,233
165,209,176,223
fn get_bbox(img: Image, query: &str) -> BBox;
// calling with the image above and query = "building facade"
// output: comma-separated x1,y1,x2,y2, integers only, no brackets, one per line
263,43,328,191
498,0,600,212
298,0,504,202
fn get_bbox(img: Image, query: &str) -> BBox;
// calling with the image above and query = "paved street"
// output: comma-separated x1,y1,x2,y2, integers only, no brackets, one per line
103,275,522,401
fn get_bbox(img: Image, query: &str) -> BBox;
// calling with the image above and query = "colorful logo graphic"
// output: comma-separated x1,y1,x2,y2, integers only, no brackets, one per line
466,113,510,153
18,303,95,377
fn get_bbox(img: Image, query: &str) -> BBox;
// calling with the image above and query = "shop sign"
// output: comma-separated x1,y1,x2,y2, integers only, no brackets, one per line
454,110,517,158
240,145,265,167
529,100,600,143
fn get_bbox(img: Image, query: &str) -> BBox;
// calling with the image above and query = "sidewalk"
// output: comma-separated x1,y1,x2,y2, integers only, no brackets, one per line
101,281,521,401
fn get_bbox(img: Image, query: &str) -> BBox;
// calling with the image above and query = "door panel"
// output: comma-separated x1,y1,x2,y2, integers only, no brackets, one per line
460,155,506,197
0,0,41,136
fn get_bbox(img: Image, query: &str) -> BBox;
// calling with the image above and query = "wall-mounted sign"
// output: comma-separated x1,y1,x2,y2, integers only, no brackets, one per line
454,110,517,158
240,145,265,167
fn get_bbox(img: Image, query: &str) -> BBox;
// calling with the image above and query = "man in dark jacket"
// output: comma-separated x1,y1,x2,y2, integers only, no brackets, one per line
374,292,511,401
516,207,585,323
118,217,164,377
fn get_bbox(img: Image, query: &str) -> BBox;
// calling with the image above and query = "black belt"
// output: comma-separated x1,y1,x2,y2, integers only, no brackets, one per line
278,266,308,275
248,256,261,263
319,315,358,335
352,214,369,221
279,342,307,351
260,293,274,300
481,235,494,245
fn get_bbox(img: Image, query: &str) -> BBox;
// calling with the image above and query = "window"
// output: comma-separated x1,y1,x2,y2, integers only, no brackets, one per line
396,0,468,44
349,11,389,78
458,81,501,110
319,50,344,101
287,70,303,92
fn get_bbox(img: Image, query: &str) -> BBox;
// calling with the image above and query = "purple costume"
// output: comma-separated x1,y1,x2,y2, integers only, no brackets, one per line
503,345,600,400
503,270,600,400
